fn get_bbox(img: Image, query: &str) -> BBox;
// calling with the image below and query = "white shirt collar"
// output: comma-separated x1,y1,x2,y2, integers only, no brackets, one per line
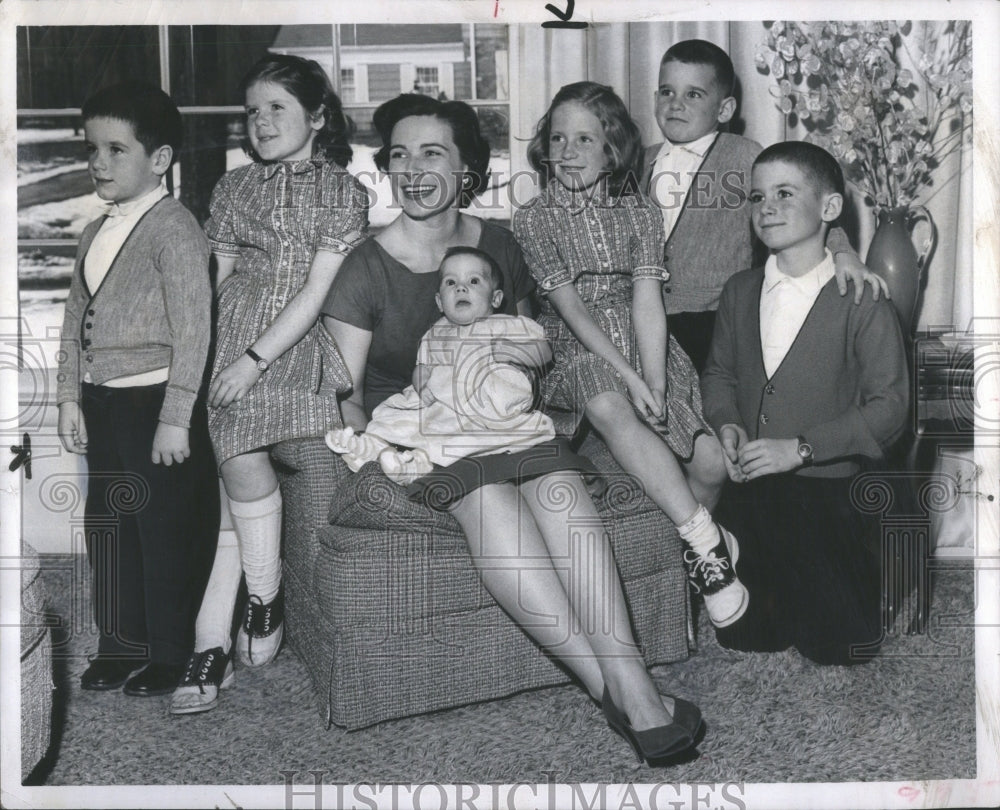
763,249,835,294
654,130,718,162
104,182,168,218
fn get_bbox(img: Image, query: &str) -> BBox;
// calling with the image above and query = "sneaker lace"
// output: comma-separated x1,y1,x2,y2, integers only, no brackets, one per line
181,650,210,694
684,548,731,591
245,594,270,663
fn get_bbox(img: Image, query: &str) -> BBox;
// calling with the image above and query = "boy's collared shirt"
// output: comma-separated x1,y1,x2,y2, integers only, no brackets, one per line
647,130,718,241
83,182,170,388
85,182,169,293
759,249,835,378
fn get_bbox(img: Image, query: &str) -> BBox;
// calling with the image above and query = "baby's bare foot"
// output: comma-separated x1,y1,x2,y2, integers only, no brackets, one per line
378,448,433,485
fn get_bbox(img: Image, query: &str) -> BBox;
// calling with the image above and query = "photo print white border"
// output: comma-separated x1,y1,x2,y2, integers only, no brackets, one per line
1,1,997,808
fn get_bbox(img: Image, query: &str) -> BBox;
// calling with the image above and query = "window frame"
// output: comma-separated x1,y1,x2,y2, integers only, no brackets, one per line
16,23,514,257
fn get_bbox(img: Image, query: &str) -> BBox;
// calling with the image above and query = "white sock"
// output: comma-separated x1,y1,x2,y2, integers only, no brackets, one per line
229,488,283,605
676,504,720,557
194,528,242,654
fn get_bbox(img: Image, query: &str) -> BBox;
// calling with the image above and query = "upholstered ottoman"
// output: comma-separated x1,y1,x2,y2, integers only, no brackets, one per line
273,433,690,730
21,543,52,780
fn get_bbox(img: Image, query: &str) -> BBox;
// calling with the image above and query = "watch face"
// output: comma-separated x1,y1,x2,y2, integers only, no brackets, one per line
798,442,813,459
256,360,268,371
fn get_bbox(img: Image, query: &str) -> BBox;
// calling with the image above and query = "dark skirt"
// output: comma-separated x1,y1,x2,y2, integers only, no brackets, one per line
405,438,598,510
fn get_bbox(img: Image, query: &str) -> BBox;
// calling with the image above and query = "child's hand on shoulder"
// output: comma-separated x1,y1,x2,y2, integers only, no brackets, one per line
833,252,891,304
58,402,88,454
152,422,190,466
737,437,801,480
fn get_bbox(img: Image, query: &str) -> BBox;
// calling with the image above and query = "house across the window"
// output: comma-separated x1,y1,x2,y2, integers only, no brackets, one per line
340,67,356,104
414,66,440,97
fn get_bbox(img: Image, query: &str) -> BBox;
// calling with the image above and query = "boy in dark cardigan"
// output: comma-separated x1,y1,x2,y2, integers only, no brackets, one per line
641,39,883,372
57,83,219,696
700,141,908,665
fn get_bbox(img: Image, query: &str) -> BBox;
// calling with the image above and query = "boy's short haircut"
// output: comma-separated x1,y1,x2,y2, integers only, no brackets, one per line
660,39,736,97
440,246,503,290
81,82,183,157
754,141,846,198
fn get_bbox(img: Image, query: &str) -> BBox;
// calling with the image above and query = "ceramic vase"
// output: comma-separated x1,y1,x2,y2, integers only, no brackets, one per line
865,205,937,335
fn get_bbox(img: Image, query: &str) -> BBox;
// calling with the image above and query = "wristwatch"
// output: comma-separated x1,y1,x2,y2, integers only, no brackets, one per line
245,348,269,372
797,435,814,466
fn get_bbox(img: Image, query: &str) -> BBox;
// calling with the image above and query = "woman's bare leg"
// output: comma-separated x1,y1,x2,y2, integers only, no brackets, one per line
449,482,605,697
519,472,673,732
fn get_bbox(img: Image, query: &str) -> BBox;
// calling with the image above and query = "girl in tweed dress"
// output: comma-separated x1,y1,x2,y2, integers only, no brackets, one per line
513,82,747,631
170,55,368,715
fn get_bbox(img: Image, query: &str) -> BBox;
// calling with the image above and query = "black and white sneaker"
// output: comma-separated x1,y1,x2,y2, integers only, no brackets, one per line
236,587,284,668
169,647,234,715
684,525,749,628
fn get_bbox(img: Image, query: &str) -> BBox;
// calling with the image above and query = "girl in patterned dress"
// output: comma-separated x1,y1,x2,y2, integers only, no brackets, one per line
513,81,747,631
170,54,368,714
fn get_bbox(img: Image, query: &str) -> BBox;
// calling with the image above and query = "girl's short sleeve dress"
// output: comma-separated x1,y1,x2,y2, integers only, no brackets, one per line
512,182,711,462
205,159,369,464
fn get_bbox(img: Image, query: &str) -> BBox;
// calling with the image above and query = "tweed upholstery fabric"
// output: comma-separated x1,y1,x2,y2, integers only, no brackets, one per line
21,544,52,779
273,433,690,730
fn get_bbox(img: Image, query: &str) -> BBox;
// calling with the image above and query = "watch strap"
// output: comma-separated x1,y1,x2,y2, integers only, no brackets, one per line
245,348,269,370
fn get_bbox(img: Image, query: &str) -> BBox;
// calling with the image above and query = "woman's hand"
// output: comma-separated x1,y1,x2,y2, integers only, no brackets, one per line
209,354,262,408
152,423,190,465
57,402,88,454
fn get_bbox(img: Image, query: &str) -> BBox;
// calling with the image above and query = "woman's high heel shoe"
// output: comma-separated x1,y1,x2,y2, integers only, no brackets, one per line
602,686,696,764
661,693,704,741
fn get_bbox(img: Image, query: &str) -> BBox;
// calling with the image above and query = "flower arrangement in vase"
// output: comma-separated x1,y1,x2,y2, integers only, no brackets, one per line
755,20,971,332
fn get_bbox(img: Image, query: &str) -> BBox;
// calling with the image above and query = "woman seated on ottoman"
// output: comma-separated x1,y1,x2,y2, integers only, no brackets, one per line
321,93,702,765
326,244,555,486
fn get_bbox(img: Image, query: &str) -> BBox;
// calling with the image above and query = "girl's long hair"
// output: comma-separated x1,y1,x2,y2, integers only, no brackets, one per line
239,53,353,168
526,81,643,196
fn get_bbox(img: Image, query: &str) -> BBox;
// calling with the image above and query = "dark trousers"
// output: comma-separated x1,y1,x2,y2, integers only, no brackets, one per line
81,382,219,665
714,473,883,665
668,311,716,375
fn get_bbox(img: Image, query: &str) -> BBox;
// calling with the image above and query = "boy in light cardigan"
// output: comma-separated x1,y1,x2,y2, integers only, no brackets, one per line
57,83,219,697
700,141,908,665
641,39,884,372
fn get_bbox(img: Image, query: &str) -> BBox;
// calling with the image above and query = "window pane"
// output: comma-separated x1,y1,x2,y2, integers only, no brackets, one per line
18,117,103,242
340,68,356,104
17,26,161,109
473,24,509,101
167,25,286,107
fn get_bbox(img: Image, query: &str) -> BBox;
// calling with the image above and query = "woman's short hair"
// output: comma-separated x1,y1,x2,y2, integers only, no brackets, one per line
526,81,643,196
239,53,353,168
372,94,492,206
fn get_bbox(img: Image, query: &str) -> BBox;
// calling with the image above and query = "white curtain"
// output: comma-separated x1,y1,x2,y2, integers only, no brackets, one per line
512,21,973,332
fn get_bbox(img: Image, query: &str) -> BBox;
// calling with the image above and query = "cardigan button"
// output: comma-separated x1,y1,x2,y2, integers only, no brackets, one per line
88,309,95,316
759,413,769,425
85,354,94,362
765,384,775,395
85,323,92,329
